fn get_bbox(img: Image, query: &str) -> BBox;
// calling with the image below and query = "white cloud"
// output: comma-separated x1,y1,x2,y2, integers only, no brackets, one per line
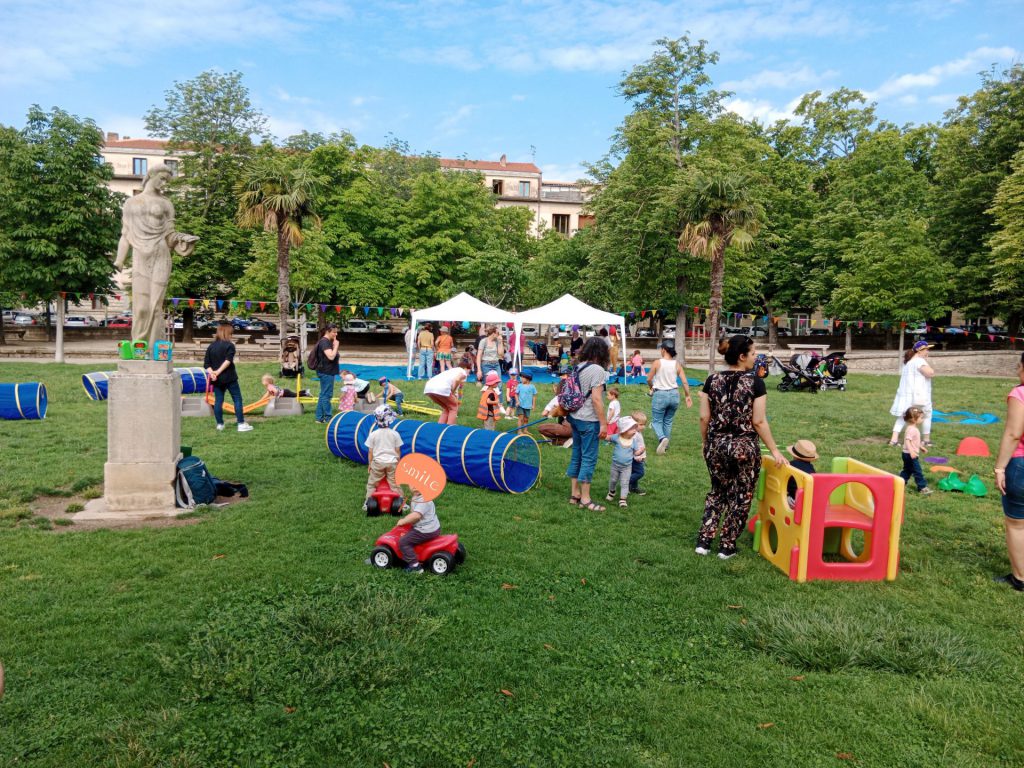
435,105,476,137
272,87,315,105
540,162,589,183
869,46,1019,99
724,96,801,124
510,94,527,102
722,66,837,93
402,45,481,71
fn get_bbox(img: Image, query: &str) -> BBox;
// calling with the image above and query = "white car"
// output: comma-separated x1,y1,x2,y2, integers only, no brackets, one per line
520,325,540,336
662,324,676,339
344,320,372,333
64,316,99,327
12,313,40,326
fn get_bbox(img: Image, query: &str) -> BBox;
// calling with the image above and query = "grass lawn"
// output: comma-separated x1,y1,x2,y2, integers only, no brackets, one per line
0,361,1021,767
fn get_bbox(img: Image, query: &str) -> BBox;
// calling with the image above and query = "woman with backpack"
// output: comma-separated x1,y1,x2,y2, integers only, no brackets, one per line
313,324,340,423
565,337,611,511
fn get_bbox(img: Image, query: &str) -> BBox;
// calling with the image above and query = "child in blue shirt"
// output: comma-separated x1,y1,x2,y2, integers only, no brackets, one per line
378,376,404,416
515,371,538,434
606,416,642,508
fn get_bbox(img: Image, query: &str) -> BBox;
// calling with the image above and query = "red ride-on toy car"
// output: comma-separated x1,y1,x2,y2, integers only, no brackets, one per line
371,524,466,576
365,478,404,517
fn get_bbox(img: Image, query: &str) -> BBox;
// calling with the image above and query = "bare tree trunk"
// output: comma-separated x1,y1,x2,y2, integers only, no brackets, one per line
675,274,688,364
766,302,778,348
0,307,6,346
707,246,725,372
277,221,291,337
55,295,65,363
897,323,905,372
845,325,852,354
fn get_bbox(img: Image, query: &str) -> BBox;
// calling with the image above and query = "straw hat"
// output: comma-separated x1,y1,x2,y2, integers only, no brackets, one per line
787,439,819,461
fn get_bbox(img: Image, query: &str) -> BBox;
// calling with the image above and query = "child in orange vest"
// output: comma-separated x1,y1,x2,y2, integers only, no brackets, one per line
477,370,508,430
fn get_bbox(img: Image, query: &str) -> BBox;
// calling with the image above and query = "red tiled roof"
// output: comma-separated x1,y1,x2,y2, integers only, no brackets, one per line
440,158,541,174
103,138,170,150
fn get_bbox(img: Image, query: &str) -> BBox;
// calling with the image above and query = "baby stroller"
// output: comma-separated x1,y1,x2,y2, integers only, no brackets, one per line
280,335,303,378
818,352,848,391
773,355,822,393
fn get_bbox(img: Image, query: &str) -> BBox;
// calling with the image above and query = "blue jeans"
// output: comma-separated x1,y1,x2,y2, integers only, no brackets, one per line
630,459,646,491
392,392,405,415
480,361,500,385
418,349,434,379
651,389,680,441
566,415,601,484
316,373,335,421
900,452,927,491
213,380,244,426
1002,457,1024,519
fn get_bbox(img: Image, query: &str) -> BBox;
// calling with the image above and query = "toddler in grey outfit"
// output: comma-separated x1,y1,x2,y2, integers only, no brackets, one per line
606,416,642,508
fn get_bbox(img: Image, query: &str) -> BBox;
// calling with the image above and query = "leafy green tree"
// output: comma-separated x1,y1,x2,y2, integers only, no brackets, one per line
457,206,536,308
524,228,596,306
989,147,1024,332
144,70,268,338
392,170,495,306
236,228,335,325
677,171,762,370
235,152,324,333
0,107,121,346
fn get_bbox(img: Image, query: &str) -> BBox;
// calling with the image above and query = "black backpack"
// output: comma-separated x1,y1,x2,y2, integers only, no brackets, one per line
306,342,321,371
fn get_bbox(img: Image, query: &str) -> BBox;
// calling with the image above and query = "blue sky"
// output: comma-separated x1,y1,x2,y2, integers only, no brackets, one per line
0,0,1020,181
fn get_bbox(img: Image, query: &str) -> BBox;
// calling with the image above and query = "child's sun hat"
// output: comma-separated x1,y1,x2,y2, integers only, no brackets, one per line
787,439,819,461
485,371,501,386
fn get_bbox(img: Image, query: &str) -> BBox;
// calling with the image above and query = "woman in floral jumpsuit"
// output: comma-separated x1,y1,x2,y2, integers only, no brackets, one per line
697,335,787,559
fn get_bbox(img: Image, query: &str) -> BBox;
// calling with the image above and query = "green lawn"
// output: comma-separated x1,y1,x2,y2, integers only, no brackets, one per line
0,362,1020,767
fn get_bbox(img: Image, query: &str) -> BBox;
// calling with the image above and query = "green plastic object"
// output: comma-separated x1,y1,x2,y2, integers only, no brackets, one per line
828,457,849,505
963,474,988,497
752,518,761,552
938,472,968,492
755,469,765,501
118,340,134,360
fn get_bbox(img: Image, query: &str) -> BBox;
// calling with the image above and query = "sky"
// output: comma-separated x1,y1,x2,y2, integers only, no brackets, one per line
0,0,1020,182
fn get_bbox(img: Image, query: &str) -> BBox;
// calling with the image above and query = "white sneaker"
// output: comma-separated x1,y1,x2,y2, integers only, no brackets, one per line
237,423,254,432
695,545,711,556
656,437,669,455
216,424,225,431
717,550,737,560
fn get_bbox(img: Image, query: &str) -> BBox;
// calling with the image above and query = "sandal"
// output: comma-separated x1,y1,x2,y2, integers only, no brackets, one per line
581,500,606,511
618,499,628,508
568,496,581,506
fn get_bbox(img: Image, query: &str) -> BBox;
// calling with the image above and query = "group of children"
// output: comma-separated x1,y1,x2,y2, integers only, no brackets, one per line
476,369,538,432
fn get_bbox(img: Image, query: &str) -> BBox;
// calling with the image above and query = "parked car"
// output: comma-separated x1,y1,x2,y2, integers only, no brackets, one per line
64,315,99,327
808,328,831,336
634,328,656,338
246,319,278,333
103,315,133,328
740,326,769,337
662,324,676,339
365,321,392,333
344,320,372,333
964,324,1004,336
776,327,793,337
230,317,251,331
519,325,540,337
12,313,40,326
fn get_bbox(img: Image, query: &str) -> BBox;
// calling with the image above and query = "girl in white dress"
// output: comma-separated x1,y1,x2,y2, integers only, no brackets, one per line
889,340,936,447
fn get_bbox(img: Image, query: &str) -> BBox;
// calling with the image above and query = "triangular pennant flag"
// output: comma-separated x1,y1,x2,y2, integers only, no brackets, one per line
202,299,210,309
335,305,342,313
245,300,252,310
349,305,356,314
306,303,314,313
641,310,647,319
363,306,370,316
172,297,180,306
989,334,996,342
230,300,238,310
189,299,195,308
115,294,121,301
259,302,266,311
900,321,906,329
378,307,385,317
74,293,81,301
60,292,66,299
858,321,864,328
869,321,876,328
216,299,224,310
319,304,326,313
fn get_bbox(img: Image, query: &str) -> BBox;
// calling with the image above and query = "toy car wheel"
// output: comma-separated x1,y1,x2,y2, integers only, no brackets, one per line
371,546,394,569
365,498,380,517
454,542,466,564
427,551,453,576
390,497,404,515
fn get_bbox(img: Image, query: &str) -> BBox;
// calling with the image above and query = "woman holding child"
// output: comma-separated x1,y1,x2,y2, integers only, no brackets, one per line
696,335,786,559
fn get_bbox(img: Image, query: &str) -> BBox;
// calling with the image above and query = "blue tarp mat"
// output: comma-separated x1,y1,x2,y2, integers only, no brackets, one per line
353,363,700,387
932,410,1000,425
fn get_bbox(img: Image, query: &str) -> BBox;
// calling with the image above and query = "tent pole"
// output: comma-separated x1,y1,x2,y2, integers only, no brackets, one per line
406,315,416,379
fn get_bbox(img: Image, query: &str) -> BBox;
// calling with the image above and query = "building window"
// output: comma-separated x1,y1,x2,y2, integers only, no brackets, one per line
518,181,530,196
132,158,147,176
165,159,179,176
552,214,571,235
492,179,503,195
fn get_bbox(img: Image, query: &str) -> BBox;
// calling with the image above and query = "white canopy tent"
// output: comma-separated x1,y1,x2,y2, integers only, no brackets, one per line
513,294,627,372
406,292,517,378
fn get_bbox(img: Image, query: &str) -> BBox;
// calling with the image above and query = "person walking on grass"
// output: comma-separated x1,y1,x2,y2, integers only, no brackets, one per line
890,340,935,447
416,323,435,379
899,406,932,495
314,324,340,424
993,352,1024,592
647,342,693,454
567,337,610,512
696,335,786,559
476,325,504,386
204,321,253,432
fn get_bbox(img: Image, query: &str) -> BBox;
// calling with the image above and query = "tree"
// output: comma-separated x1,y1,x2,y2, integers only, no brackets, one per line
0,107,121,352
235,228,335,324
677,171,762,370
144,70,268,339
989,147,1024,332
235,152,324,333
457,206,536,308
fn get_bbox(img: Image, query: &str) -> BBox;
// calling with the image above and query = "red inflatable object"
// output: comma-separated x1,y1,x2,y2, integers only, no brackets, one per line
370,523,465,575
955,437,990,457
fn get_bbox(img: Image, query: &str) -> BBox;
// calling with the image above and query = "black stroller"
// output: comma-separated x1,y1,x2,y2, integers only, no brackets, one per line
773,355,822,393
818,352,848,391
280,335,303,378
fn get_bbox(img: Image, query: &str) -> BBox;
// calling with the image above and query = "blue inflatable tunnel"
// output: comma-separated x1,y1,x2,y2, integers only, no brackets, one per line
0,382,47,420
83,367,208,401
326,411,541,493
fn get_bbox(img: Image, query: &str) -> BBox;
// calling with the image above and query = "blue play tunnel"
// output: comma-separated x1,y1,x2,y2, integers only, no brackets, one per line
0,383,47,419
83,367,207,401
326,411,541,494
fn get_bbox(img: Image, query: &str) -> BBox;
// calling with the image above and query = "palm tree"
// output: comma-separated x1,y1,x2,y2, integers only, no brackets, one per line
235,153,323,334
678,171,762,371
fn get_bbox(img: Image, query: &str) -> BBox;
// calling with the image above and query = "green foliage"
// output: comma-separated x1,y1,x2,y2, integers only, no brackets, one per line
0,107,121,305
988,147,1024,327
457,206,537,307
236,229,335,309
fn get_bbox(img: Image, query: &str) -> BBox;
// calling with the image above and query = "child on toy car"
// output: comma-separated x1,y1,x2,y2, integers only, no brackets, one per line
395,489,442,573
364,406,403,511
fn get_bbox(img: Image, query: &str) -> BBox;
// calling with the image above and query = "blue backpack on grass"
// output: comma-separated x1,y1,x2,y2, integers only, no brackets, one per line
174,456,217,508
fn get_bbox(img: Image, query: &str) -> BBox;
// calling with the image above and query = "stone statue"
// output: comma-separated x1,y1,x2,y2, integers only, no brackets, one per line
114,165,198,349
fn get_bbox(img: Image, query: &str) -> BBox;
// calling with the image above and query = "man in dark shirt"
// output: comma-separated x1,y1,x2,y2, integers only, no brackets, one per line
569,329,583,358
315,324,340,423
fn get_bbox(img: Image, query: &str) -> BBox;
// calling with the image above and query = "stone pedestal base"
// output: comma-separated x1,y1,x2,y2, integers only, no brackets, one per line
181,396,212,418
98,359,182,515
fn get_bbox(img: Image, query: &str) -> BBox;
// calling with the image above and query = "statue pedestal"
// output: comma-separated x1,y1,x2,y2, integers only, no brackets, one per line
79,359,182,519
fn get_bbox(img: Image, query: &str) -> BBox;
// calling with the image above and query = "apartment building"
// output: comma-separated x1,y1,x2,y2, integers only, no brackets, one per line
99,133,182,196
439,155,590,236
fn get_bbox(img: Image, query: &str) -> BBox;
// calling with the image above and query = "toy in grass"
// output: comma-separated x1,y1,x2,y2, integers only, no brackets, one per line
400,400,442,417
956,437,991,457
752,456,905,582
0,382,47,420
83,367,207,401
365,477,404,517
204,386,273,415
930,465,962,474
326,410,540,493
924,456,948,464
371,524,465,575
932,410,1000,425
937,472,988,496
